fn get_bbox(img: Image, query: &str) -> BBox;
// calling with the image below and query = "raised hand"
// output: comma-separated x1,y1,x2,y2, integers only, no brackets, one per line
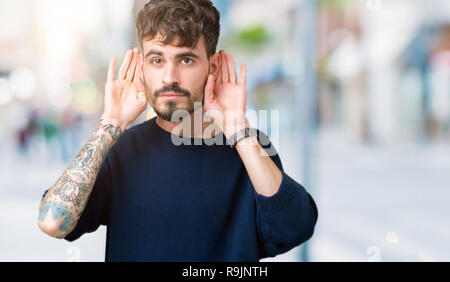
204,50,248,137
102,47,147,131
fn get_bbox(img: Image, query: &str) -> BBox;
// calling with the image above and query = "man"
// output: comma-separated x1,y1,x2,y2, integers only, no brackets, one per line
38,0,318,262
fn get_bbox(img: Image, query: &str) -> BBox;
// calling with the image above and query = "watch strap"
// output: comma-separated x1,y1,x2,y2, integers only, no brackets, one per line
227,127,258,148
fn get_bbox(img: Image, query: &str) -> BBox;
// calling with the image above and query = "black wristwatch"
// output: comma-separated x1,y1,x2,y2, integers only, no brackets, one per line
227,127,258,148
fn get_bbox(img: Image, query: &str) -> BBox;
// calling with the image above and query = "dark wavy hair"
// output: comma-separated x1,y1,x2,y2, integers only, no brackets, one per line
136,0,220,59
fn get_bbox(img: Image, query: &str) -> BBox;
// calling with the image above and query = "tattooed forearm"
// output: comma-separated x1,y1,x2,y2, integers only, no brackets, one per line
38,118,123,238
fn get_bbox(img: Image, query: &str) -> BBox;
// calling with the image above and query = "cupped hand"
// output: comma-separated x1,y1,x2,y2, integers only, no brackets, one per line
102,47,147,131
204,50,248,137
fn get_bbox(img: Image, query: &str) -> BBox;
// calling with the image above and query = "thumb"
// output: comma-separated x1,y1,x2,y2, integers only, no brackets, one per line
204,74,215,104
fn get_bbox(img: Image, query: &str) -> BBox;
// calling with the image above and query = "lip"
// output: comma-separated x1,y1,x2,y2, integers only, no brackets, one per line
160,92,184,96
160,92,185,99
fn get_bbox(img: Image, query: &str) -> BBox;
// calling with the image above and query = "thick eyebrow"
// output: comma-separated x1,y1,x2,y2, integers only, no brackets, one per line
144,49,200,60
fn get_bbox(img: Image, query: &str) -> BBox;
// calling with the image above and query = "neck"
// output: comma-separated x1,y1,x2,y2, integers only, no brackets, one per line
155,107,219,138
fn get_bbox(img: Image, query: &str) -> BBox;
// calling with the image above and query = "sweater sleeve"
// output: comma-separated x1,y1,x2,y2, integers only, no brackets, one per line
253,130,318,259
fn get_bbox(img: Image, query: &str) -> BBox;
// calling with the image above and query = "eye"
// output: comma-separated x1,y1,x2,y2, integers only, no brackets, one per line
182,58,193,64
151,58,162,64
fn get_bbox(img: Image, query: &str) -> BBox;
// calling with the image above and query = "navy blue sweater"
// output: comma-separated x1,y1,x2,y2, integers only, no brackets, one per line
43,117,318,261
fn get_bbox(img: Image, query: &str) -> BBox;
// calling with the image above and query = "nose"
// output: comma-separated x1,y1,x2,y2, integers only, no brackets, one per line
162,62,180,86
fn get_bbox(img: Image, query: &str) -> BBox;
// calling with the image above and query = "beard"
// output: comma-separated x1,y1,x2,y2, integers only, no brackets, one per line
144,75,208,122
155,100,183,122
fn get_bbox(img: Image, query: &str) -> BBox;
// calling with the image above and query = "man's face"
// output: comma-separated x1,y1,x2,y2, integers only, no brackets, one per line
140,34,212,122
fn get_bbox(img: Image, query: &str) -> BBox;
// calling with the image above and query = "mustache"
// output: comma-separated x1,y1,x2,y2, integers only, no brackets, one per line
154,84,191,97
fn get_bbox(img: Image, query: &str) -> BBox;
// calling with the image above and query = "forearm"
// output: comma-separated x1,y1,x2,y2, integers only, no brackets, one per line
235,135,282,197
222,118,282,197
38,118,123,238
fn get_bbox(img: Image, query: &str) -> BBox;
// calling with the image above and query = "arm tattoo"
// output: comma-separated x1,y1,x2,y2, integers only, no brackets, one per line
95,120,123,141
38,202,74,234
39,118,123,237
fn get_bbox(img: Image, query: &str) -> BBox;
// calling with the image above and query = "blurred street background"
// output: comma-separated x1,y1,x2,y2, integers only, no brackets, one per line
1,0,449,261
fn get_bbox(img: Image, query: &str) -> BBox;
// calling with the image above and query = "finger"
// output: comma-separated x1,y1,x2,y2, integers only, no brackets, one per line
118,49,133,80
227,54,237,84
218,56,223,85
220,50,229,83
204,74,214,103
239,64,247,86
134,54,146,92
132,54,140,84
107,58,116,82
127,48,139,81
214,68,221,86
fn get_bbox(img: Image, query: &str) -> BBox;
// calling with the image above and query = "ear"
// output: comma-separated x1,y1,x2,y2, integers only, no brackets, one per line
209,52,221,81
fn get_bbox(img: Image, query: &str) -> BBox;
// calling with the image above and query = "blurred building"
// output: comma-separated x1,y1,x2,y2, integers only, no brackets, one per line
317,0,450,144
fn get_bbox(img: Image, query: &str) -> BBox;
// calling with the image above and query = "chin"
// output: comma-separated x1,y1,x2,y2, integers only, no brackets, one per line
155,105,194,122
